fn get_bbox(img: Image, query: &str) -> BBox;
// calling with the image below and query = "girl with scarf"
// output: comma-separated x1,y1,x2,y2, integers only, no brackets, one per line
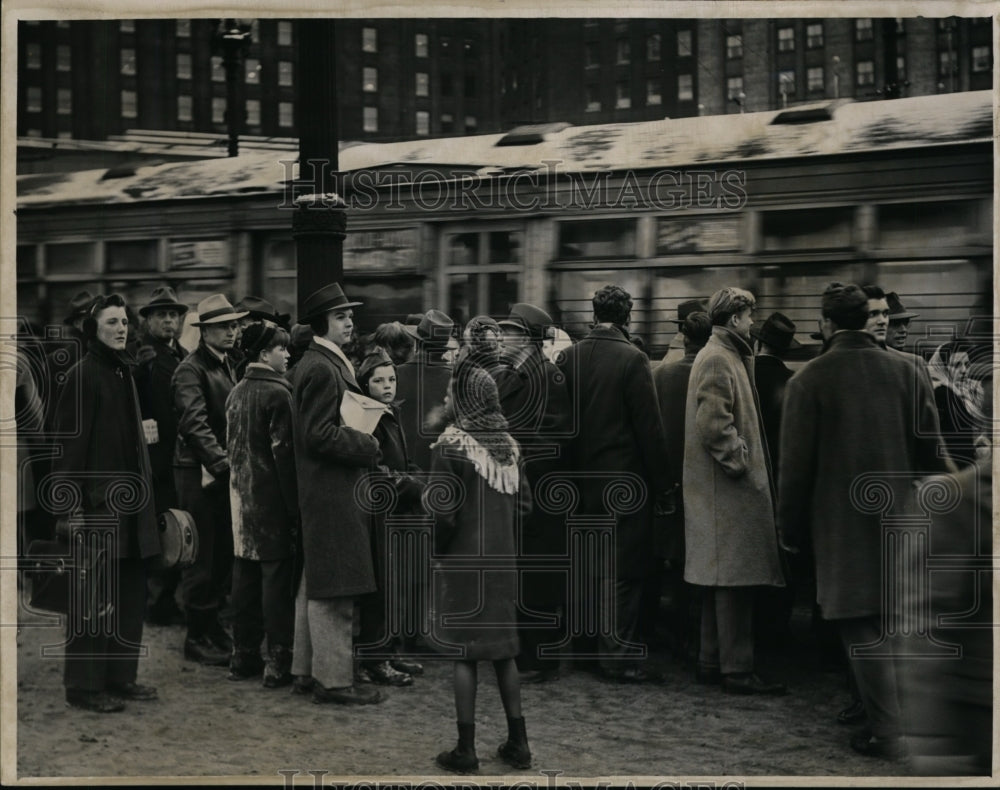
426,361,532,773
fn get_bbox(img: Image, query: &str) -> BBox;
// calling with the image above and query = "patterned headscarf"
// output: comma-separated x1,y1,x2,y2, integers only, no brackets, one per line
444,361,518,472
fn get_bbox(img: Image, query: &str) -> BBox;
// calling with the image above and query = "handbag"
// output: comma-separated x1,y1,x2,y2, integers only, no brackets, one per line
158,508,199,569
25,533,111,620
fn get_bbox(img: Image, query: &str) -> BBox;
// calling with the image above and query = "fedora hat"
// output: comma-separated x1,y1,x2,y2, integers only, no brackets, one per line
139,285,189,318
750,312,801,351
402,309,455,344
63,290,98,325
235,295,291,329
297,283,363,325
669,299,708,324
190,294,249,327
498,303,554,341
886,292,919,322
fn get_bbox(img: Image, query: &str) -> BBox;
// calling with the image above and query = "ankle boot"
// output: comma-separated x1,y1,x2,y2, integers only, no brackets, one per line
435,721,479,773
263,644,294,688
497,716,532,769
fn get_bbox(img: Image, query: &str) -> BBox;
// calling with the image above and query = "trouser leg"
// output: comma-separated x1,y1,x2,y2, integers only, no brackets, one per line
839,615,902,739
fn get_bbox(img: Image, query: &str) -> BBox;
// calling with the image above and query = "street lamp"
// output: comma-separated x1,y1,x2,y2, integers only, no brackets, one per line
211,18,253,157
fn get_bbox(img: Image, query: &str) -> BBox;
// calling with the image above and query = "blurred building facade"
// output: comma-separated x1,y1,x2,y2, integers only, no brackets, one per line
17,16,992,149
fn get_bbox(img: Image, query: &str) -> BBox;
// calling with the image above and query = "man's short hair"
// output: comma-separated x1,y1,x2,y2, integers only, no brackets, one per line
821,283,869,330
681,311,713,348
707,287,755,327
592,285,633,326
860,284,886,300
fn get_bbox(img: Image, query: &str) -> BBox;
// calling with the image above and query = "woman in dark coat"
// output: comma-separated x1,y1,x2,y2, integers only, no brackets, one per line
52,293,161,713
426,362,532,773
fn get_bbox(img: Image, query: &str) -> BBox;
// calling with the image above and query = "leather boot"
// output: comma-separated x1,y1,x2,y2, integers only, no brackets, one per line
228,625,264,680
436,722,479,774
497,716,532,769
184,610,229,666
263,644,294,688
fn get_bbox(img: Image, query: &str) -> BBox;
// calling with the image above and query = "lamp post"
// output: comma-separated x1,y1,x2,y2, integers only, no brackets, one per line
211,18,253,158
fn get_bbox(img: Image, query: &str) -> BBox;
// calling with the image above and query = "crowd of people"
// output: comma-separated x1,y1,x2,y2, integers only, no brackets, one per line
13,277,993,774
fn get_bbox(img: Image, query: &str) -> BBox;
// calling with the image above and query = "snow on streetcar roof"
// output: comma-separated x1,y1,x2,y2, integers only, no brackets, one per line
17,91,992,208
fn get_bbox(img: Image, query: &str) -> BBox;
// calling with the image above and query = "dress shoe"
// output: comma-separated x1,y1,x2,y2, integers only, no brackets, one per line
65,688,125,713
390,658,424,676
600,666,662,684
312,682,384,705
106,681,158,701
722,672,787,696
291,675,315,695
695,664,722,685
363,660,413,686
184,635,230,666
519,668,560,684
837,699,867,725
850,731,906,759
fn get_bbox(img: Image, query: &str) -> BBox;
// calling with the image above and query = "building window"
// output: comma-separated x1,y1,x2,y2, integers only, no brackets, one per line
895,18,906,34
177,94,192,122
677,74,693,101
121,48,136,75
464,116,477,133
245,58,261,84
176,53,192,80
615,82,631,109
972,45,991,72
26,43,41,69
56,21,69,29
416,110,429,135
778,70,796,96
26,87,42,113
778,27,795,51
57,88,71,115
278,60,293,86
212,97,225,123
726,34,743,59
586,84,601,112
362,27,377,53
616,38,630,64
278,21,293,46
441,113,454,132
363,67,378,93
441,36,451,53
856,18,873,42
897,56,907,80
211,57,224,82
122,89,137,119
727,75,744,100
939,51,957,77
415,32,428,57
857,60,875,86
937,18,955,31
646,33,661,61
463,39,477,56
807,66,824,92
363,106,378,132
585,41,600,68
176,19,190,38
677,29,692,56
279,101,293,128
646,78,662,106
415,72,429,97
120,20,135,33
806,23,823,48
57,45,71,71
246,99,261,127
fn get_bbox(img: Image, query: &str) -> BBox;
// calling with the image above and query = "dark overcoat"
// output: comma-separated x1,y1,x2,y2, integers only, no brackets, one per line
52,340,160,559
288,340,380,599
427,427,529,660
225,365,298,561
753,354,793,473
557,324,669,579
396,348,452,471
683,327,783,588
777,330,955,620
171,342,237,477
135,333,187,510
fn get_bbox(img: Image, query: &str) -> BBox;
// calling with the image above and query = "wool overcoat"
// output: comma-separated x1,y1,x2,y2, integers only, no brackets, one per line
226,365,298,561
288,340,380,599
557,324,669,580
395,348,452,472
171,342,237,477
52,340,160,559
777,331,955,620
682,327,783,588
753,354,794,474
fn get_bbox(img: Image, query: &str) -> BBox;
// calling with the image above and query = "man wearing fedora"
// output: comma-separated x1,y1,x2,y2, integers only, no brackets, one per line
135,285,190,625
171,294,248,665
658,299,707,366
885,292,918,353
495,303,571,684
396,309,456,472
288,283,384,705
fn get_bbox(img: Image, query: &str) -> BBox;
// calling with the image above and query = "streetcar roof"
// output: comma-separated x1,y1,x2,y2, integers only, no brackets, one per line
17,90,992,208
